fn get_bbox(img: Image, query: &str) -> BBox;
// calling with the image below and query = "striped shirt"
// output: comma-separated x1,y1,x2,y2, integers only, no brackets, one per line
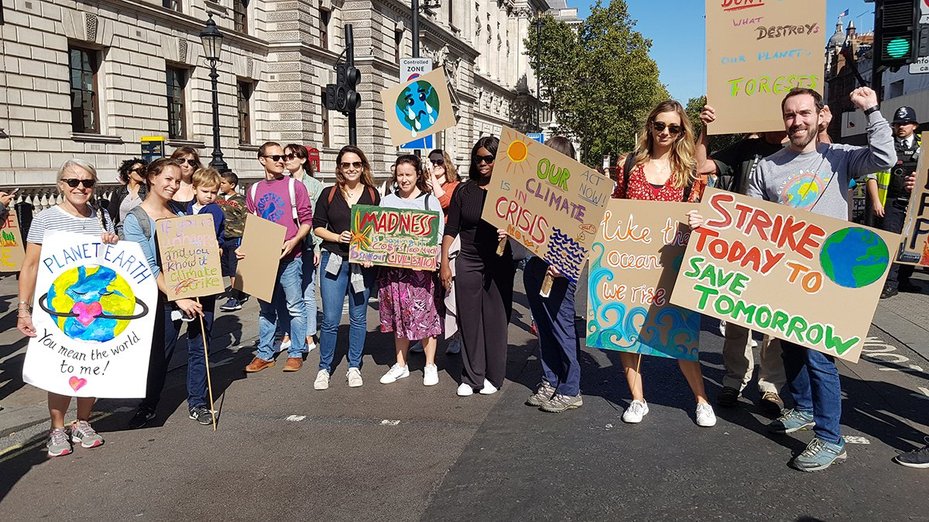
26,205,114,245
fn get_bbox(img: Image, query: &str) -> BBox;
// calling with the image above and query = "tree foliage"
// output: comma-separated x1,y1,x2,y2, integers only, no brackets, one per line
684,95,743,155
527,1,668,164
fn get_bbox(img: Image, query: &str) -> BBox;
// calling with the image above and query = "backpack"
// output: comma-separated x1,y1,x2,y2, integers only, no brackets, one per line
120,206,153,240
620,154,695,202
251,177,300,223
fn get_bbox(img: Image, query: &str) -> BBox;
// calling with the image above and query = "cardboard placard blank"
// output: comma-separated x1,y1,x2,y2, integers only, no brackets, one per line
0,209,26,272
587,201,701,361
233,214,287,303
156,214,225,301
670,189,898,363
380,68,457,147
481,126,613,282
897,132,929,266
705,0,826,135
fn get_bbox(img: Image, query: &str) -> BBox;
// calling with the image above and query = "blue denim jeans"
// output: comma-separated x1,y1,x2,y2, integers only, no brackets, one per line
781,341,843,444
523,257,581,396
318,250,372,372
277,246,319,341
257,257,306,361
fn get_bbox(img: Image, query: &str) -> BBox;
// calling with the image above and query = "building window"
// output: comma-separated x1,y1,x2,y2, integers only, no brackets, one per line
395,29,403,63
69,46,100,134
320,9,331,50
166,66,188,140
233,0,248,33
162,0,181,11
237,80,253,144
321,88,330,148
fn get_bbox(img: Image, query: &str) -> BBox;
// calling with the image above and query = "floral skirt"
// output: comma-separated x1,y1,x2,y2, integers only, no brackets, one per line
378,268,444,340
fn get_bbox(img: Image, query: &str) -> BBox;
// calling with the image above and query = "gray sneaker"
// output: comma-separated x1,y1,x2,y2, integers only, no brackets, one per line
791,436,847,472
47,428,72,457
70,420,104,449
525,382,556,407
768,408,815,434
540,393,583,413
188,406,215,426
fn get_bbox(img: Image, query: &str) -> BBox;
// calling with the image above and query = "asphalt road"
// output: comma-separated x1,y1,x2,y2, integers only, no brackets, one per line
1,283,929,521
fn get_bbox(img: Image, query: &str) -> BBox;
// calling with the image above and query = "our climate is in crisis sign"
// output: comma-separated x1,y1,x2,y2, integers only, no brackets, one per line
670,189,897,363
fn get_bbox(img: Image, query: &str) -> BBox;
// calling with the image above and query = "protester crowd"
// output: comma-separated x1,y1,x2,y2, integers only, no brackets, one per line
9,86,929,472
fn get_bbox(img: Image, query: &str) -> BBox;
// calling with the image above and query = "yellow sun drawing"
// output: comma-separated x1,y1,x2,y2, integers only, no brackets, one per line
499,128,544,180
507,140,529,163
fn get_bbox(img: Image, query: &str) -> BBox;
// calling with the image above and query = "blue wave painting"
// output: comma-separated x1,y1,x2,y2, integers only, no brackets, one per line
586,242,700,361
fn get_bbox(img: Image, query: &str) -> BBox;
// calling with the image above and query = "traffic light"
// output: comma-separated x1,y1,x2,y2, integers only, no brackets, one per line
325,63,361,115
874,0,921,69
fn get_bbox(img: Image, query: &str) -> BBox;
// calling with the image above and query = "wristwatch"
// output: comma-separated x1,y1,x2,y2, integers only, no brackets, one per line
863,105,880,116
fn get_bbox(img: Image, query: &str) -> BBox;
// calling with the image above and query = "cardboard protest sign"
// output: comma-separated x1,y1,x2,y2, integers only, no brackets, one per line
1,209,25,272
897,133,929,266
156,214,224,300
481,126,612,282
22,232,157,398
380,67,457,147
671,188,898,363
587,201,701,361
233,213,286,302
705,0,826,135
349,204,441,271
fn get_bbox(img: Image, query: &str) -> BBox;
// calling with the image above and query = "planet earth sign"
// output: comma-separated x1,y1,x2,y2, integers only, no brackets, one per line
819,227,889,289
47,265,136,342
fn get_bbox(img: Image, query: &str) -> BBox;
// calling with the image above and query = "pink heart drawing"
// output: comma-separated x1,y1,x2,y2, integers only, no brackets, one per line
69,376,87,392
71,302,103,327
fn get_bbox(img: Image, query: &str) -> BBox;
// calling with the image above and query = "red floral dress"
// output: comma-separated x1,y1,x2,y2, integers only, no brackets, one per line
611,162,701,202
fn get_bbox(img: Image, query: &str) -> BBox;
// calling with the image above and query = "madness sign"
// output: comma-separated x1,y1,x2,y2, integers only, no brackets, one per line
481,126,612,282
671,189,898,362
349,204,441,271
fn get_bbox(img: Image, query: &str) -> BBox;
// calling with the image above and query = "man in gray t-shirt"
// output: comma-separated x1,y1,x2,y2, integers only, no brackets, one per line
743,87,896,472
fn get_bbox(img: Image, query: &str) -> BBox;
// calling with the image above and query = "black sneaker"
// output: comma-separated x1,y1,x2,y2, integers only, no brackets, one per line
188,406,215,426
880,286,899,299
128,407,156,429
219,298,242,312
717,386,740,407
894,438,929,468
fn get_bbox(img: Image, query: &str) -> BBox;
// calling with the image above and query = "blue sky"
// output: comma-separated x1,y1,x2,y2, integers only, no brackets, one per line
571,0,873,102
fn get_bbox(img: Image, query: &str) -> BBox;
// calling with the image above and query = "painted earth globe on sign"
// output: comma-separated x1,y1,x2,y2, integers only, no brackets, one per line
395,80,440,138
819,227,889,289
41,265,143,342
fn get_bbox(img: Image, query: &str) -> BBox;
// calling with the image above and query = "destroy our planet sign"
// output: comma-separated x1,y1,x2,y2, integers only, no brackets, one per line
481,126,612,283
670,189,897,363
587,201,700,361
22,232,157,398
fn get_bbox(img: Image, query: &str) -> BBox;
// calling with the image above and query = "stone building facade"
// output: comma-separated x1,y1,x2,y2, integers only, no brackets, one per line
0,0,554,207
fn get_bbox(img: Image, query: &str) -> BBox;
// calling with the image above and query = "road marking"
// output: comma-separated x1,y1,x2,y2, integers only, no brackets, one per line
285,415,306,422
843,436,871,445
380,420,400,426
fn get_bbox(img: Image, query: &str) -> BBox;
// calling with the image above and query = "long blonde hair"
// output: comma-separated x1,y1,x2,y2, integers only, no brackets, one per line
631,100,696,190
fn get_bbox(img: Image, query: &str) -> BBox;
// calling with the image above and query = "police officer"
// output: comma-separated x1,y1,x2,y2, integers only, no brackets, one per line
867,106,922,298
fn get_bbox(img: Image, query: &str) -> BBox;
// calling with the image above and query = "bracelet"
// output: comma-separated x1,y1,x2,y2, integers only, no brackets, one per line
863,105,879,116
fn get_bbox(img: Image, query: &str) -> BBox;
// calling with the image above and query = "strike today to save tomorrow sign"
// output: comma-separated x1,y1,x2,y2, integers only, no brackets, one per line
671,189,898,363
705,0,826,134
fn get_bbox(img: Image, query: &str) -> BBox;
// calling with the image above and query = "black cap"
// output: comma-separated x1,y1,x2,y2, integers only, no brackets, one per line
892,106,918,125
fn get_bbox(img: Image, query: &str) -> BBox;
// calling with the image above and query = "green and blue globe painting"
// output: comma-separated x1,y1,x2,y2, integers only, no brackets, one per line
43,265,137,342
819,227,889,289
395,80,440,138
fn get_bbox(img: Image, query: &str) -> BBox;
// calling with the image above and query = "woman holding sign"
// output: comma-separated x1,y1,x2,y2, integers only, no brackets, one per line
377,155,445,386
17,159,118,457
612,100,716,428
441,136,515,397
313,146,381,390
123,158,212,429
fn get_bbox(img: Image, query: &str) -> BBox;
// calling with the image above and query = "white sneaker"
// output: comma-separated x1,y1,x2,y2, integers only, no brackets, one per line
423,364,439,386
346,367,363,388
695,403,717,427
314,369,330,390
306,338,317,352
409,341,424,353
622,400,649,423
445,336,461,355
479,379,498,395
379,364,410,384
457,383,474,397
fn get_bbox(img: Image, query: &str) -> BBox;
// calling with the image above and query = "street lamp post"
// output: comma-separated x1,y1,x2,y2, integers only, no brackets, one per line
535,14,542,132
200,14,228,172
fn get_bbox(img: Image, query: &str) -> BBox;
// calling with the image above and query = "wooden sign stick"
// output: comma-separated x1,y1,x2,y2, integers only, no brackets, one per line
196,297,218,432
496,237,507,256
540,273,554,298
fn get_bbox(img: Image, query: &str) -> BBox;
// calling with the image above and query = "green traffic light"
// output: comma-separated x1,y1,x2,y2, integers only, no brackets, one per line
886,37,911,59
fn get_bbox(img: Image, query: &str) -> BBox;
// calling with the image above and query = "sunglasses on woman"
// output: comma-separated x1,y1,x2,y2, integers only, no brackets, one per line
651,121,682,136
475,154,495,164
61,178,96,188
130,167,146,174
182,158,198,166
340,161,363,169
430,158,445,166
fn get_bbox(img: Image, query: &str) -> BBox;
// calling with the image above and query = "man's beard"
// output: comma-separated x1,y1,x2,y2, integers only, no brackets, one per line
789,125,817,149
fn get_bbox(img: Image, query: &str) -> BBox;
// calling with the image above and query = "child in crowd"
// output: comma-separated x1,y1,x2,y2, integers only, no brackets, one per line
216,171,249,311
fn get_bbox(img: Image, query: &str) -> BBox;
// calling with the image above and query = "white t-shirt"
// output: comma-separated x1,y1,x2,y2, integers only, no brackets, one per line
26,205,113,245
